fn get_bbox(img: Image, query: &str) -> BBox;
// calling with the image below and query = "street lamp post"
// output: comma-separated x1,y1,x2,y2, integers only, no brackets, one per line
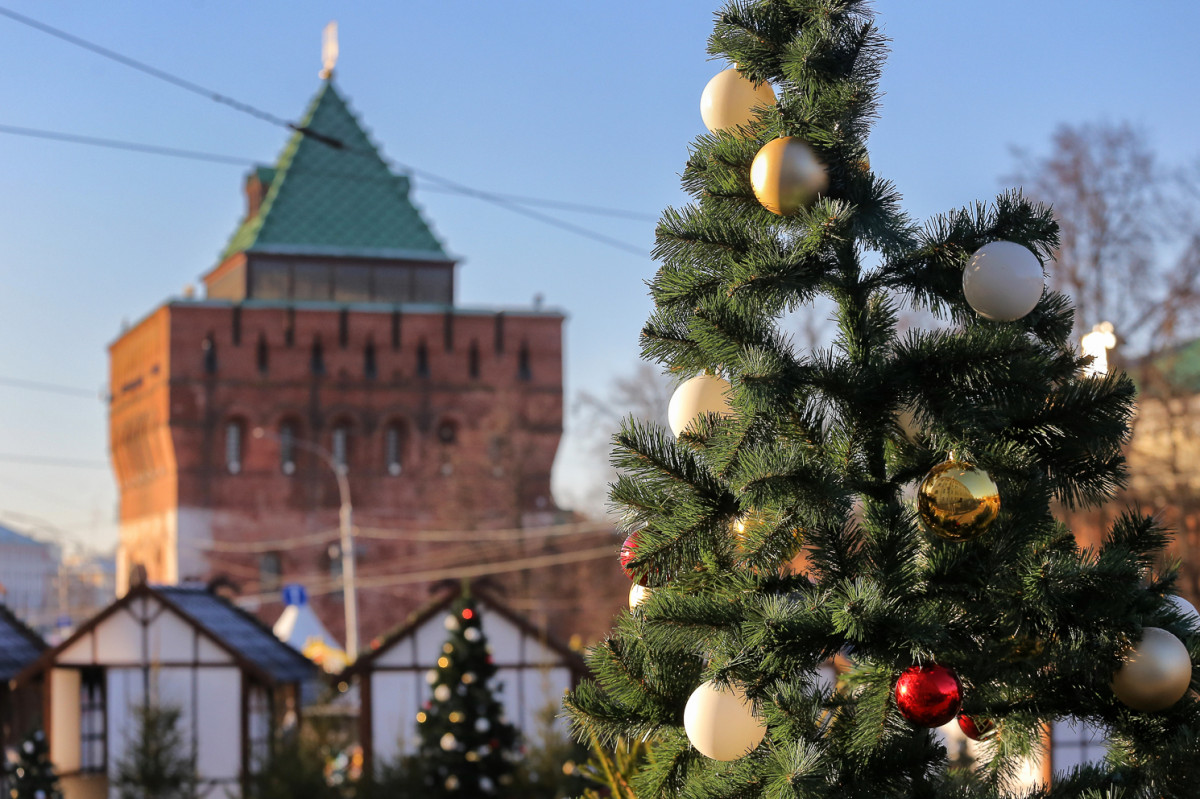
253,427,359,663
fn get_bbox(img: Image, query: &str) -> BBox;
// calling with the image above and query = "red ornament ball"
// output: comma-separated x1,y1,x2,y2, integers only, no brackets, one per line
957,714,996,741
895,664,962,727
619,531,644,582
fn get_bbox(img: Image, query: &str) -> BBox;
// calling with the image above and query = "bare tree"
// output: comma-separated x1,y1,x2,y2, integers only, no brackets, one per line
567,363,675,519
1008,121,1200,350
1011,121,1200,597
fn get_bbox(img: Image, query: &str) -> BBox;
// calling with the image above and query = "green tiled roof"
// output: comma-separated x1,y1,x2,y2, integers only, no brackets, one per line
218,80,450,263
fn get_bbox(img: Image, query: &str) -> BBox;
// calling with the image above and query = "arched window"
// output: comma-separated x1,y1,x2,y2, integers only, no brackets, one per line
416,340,430,378
364,338,378,380
279,421,297,475
385,422,405,476
468,340,480,379
203,333,217,374
256,334,269,375
518,341,532,381
225,419,244,474
311,336,325,376
332,422,350,474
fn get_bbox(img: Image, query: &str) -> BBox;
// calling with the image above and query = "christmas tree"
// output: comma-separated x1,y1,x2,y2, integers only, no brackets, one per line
415,590,520,797
566,2,1200,798
5,730,62,799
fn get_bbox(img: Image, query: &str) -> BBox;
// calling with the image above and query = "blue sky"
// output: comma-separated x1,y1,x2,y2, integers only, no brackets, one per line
1,1,1198,552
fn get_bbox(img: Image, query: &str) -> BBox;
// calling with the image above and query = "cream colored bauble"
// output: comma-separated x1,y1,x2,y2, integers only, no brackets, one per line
750,137,827,216
683,680,766,760
962,241,1044,321
629,583,651,610
668,374,733,437
700,69,776,133
1111,626,1192,712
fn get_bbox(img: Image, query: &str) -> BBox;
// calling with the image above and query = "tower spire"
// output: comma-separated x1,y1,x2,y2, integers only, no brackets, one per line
320,21,338,79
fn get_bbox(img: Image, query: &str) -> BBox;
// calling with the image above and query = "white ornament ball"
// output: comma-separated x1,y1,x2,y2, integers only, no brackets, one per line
444,614,459,631
683,680,767,760
425,669,439,685
962,241,1044,321
440,732,457,752
434,684,452,702
629,583,651,610
1168,594,1199,627
1112,626,1193,712
750,137,827,216
668,374,733,437
700,69,776,133
464,626,481,642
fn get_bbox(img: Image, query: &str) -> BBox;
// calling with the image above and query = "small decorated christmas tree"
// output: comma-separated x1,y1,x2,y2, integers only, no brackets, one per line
5,730,62,799
416,589,520,797
566,1,1200,797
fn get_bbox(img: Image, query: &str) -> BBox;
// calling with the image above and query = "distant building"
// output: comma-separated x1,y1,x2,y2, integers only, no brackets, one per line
15,583,312,799
0,524,58,628
108,75,626,651
0,602,46,758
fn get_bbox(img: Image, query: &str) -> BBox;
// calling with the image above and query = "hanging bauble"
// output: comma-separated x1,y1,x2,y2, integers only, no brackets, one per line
620,530,643,580
668,374,733,437
917,459,1000,542
750,137,827,216
1167,594,1200,628
445,775,460,791
683,680,767,760
1111,626,1192,712
440,732,457,751
444,614,459,631
700,69,776,133
962,241,1044,322
957,714,996,741
629,583,651,610
895,664,962,727
434,684,451,702
464,626,481,642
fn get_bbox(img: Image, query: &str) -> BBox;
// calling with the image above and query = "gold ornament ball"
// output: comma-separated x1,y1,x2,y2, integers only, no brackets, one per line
750,137,827,216
917,460,1000,542
700,69,776,133
1112,626,1193,712
628,583,651,610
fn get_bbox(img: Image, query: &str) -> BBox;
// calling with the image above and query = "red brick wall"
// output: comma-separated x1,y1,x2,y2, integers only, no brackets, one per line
108,299,625,644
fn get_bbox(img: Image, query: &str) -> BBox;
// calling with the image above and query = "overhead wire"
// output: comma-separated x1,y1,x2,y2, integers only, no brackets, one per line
0,6,655,252
234,543,617,605
0,374,101,399
0,453,108,469
189,518,616,553
0,5,295,130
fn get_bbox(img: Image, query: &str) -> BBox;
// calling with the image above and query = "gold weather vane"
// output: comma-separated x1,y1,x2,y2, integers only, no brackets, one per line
321,21,338,79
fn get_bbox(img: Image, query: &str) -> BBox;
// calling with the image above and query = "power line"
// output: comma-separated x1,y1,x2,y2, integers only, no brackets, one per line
0,124,253,166
0,6,653,255
0,453,108,469
0,5,295,131
0,123,655,248
0,374,102,399
235,543,617,604
189,519,616,554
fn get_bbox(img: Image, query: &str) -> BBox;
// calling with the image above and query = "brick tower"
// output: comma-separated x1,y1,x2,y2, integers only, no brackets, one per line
107,79,616,648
